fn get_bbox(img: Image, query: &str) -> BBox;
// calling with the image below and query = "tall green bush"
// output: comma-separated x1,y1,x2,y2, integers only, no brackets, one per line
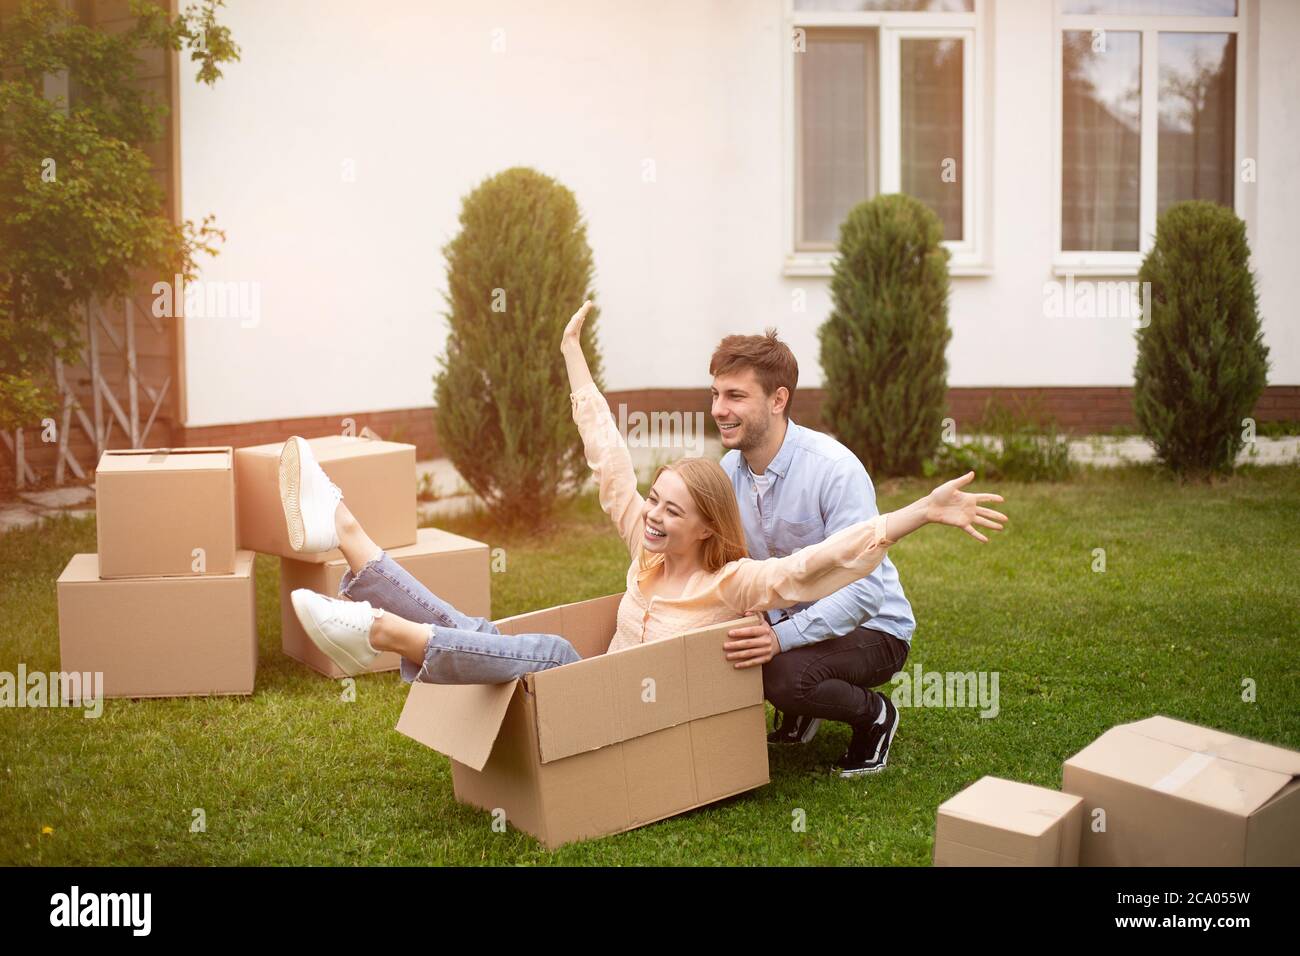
434,167,602,528
1134,200,1268,477
818,193,951,476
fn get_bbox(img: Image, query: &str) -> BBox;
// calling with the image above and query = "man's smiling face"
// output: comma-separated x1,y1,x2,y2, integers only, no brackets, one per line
710,368,783,453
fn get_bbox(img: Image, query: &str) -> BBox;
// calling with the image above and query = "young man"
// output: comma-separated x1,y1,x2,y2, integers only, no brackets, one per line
711,331,916,776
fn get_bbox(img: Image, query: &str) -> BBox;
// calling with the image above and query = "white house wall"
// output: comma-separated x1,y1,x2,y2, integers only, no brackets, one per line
178,0,1299,427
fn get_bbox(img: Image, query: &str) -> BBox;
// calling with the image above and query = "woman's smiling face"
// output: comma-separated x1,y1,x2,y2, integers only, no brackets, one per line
641,468,710,558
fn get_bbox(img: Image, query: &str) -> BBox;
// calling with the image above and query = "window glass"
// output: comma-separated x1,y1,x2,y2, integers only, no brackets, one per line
799,33,878,244
901,37,964,240
1061,30,1142,251
1158,32,1235,215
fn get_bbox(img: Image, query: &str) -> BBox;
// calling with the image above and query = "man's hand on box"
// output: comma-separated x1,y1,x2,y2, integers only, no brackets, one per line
724,614,781,669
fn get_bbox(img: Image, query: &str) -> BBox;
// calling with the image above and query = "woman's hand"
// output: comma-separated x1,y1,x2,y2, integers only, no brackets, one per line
924,471,1007,543
562,299,594,351
561,299,597,392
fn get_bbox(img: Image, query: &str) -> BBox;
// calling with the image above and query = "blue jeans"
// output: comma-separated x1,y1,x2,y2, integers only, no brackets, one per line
337,550,581,684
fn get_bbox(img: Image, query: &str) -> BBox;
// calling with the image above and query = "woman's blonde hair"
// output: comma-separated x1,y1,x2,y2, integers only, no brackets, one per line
638,457,749,574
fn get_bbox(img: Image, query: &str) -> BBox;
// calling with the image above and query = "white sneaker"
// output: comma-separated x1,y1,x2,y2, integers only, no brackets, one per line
279,436,342,553
290,589,380,677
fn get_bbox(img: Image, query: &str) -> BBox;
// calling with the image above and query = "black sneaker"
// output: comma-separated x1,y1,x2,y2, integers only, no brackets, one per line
833,695,899,777
767,710,823,745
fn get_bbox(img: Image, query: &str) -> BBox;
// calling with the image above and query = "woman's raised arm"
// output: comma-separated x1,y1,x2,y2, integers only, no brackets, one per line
561,301,646,557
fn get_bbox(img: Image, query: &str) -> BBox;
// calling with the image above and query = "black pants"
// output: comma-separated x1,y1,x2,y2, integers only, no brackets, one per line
763,627,910,728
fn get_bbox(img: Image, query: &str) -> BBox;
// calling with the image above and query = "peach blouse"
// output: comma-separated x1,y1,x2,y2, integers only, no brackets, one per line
570,382,896,654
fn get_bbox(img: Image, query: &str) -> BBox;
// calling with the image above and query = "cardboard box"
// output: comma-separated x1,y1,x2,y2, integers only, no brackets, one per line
95,447,237,578
396,593,769,848
56,551,258,698
1063,715,1300,866
934,776,1083,866
234,434,417,563
280,527,492,677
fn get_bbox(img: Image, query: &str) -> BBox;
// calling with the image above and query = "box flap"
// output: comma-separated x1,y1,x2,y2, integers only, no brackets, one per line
395,680,518,771
1065,716,1300,816
496,593,621,659
97,447,232,473
559,600,620,658
529,653,621,762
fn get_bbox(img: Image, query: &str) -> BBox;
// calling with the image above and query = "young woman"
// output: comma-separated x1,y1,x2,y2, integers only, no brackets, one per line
283,301,1006,688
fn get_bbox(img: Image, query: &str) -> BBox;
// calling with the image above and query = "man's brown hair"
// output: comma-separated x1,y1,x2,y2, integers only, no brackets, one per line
709,329,799,420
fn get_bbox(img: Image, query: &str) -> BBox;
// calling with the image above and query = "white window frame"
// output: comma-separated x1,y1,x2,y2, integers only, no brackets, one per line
783,1,989,278
1051,1,1251,277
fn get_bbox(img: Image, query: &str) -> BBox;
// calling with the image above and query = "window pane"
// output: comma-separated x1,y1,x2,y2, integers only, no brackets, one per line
799,33,878,245
901,37,963,240
1158,33,1235,215
795,0,972,10
1062,0,1235,14
1061,30,1142,251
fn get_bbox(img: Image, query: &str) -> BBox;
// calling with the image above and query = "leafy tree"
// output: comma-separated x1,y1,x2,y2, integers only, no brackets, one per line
0,0,239,436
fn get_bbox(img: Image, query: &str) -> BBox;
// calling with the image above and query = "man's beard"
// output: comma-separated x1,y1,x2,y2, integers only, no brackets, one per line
733,413,771,454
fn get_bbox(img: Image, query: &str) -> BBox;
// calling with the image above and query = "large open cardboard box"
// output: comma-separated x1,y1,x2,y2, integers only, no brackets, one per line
1063,715,1300,866
280,527,491,677
396,593,770,848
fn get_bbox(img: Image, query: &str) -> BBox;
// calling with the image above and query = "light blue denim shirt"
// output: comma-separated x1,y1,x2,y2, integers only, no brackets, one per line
720,419,916,652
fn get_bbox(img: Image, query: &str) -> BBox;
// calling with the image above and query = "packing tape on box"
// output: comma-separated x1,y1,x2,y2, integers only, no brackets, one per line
148,448,172,464
1152,751,1216,794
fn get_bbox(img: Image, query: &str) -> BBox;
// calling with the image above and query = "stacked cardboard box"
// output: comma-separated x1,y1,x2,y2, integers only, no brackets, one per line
397,593,771,848
57,447,258,698
932,716,1300,866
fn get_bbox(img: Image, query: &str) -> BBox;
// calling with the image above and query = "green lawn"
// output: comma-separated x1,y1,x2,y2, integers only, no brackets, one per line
2,466,1297,865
